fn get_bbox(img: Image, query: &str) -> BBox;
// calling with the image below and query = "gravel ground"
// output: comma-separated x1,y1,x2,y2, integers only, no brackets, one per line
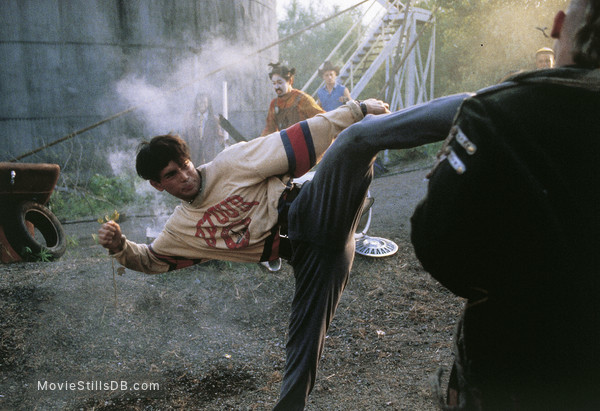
0,162,464,410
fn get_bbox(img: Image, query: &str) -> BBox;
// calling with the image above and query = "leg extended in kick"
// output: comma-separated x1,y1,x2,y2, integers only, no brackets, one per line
349,92,472,152
287,92,471,248
276,93,471,409
287,128,377,249
274,240,354,410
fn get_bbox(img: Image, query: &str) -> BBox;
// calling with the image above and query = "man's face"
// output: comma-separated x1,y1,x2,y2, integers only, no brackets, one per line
536,52,555,69
271,74,292,97
322,70,337,87
195,96,208,113
150,160,200,202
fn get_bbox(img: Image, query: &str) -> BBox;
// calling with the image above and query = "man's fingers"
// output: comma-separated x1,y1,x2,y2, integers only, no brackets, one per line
363,98,391,115
98,232,113,245
98,223,119,246
104,220,119,230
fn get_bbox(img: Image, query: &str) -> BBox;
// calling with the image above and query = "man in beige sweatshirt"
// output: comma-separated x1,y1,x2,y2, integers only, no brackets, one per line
98,94,470,409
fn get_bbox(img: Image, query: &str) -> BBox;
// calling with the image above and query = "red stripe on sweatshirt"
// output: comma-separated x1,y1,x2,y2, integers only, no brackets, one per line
285,123,312,177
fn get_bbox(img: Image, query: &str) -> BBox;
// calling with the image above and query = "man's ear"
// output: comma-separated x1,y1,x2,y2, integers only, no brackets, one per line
551,10,566,39
149,180,164,192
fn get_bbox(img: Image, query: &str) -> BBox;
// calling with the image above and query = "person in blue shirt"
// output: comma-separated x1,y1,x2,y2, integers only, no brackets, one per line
316,61,351,112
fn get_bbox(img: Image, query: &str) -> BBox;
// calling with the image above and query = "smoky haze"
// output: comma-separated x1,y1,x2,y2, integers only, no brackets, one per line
115,37,267,138
436,1,560,93
106,36,272,231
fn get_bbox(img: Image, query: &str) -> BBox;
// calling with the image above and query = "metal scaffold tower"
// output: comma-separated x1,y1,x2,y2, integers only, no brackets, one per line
301,0,436,112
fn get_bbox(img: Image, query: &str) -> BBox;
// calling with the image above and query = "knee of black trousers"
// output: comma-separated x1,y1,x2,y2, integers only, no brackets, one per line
290,240,355,280
335,121,379,155
289,240,320,275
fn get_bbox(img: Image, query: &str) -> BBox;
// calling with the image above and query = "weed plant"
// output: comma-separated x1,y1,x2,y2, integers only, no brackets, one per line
48,173,137,221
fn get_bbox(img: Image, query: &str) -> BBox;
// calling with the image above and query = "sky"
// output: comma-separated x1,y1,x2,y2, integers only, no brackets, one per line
276,0,373,20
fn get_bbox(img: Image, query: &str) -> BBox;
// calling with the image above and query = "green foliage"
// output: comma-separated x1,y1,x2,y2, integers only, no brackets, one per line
49,174,136,220
21,246,52,263
66,235,79,247
278,0,362,92
88,174,135,204
278,0,566,99
433,0,565,94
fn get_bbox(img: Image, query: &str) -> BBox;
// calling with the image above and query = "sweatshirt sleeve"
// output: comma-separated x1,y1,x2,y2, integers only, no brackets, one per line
111,237,171,274
282,99,363,177
222,100,364,181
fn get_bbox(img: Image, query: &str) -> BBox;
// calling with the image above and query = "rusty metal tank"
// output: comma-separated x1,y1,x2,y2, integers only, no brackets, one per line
0,162,60,206
0,162,66,262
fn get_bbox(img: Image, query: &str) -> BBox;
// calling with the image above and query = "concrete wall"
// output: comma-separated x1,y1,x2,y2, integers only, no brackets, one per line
0,0,278,169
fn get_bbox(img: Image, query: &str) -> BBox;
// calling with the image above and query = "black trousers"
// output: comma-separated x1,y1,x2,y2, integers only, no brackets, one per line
274,127,375,411
274,93,471,410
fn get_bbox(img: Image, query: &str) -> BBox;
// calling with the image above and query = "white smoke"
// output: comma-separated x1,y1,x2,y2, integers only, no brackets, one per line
107,138,138,176
115,37,267,137
107,36,273,238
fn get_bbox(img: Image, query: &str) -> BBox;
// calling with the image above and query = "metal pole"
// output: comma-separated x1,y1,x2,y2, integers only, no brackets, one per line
222,81,229,143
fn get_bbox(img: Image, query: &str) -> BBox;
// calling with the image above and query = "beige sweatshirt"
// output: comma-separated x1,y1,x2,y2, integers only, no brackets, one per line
112,100,364,274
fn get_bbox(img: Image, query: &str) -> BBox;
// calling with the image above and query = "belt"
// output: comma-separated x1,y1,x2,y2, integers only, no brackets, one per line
277,182,303,237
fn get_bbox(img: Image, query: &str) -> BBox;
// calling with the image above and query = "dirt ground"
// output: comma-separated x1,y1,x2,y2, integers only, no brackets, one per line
0,162,464,410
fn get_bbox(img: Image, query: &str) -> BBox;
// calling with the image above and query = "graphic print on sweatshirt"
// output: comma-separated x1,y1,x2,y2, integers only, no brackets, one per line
195,195,260,249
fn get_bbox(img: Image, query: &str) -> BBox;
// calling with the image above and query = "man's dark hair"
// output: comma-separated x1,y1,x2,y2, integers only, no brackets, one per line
318,60,340,77
574,0,600,67
268,62,296,81
136,134,191,182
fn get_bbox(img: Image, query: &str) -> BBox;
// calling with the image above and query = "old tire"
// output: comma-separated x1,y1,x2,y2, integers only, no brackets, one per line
6,201,66,260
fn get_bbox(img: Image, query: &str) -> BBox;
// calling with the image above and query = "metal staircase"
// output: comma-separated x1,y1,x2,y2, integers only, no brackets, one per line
301,0,436,111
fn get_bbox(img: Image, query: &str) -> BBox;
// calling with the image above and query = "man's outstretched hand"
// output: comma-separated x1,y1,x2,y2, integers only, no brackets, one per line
362,98,391,115
98,221,124,254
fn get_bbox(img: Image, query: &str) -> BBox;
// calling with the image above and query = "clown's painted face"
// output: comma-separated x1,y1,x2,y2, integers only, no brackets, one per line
271,74,293,97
